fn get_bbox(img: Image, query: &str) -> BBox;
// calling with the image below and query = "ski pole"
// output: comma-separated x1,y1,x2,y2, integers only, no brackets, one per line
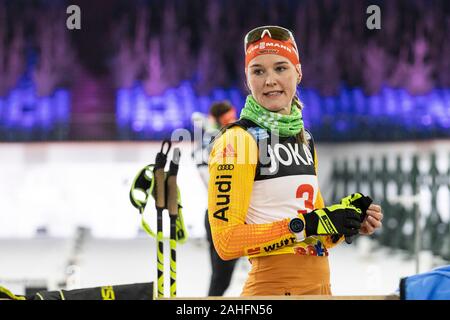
153,140,171,298
167,148,180,297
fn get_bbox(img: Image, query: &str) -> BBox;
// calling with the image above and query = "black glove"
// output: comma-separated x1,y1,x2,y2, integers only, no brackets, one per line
331,193,373,243
304,203,363,237
341,192,373,217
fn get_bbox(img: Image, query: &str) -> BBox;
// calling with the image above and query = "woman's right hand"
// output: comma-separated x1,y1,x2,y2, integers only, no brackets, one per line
303,204,362,237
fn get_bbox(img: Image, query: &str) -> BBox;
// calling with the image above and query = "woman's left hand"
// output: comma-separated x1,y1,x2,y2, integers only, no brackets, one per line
359,204,383,235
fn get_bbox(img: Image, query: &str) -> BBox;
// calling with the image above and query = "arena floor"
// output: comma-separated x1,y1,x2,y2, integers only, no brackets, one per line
0,236,433,297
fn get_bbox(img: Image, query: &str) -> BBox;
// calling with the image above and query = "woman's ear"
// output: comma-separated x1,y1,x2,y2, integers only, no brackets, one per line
296,64,302,84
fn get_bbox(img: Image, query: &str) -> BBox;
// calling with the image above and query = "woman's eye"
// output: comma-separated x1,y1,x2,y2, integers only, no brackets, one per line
253,69,264,75
276,66,287,72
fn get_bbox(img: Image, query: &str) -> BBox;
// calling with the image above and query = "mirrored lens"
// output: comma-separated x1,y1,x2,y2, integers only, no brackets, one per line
245,26,293,49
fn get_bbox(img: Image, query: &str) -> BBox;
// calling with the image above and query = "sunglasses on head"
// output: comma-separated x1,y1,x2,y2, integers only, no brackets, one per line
244,25,298,53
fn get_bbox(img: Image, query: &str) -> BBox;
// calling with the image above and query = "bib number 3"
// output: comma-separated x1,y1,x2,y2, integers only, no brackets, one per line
296,184,314,215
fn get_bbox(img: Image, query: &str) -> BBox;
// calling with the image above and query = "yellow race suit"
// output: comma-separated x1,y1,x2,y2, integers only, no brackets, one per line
208,119,344,261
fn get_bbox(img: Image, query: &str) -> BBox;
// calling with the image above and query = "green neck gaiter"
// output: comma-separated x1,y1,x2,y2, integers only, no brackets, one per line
240,95,304,137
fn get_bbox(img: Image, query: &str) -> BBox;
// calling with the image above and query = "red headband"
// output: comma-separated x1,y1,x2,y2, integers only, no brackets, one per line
245,34,300,69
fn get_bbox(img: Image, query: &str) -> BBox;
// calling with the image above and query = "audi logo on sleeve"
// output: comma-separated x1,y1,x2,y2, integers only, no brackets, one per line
217,164,235,171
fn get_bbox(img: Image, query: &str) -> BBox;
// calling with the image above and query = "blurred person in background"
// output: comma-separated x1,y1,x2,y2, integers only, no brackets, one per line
192,101,238,296
208,26,383,296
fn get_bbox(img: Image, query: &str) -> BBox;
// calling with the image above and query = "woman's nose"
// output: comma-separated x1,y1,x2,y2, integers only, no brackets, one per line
264,73,277,86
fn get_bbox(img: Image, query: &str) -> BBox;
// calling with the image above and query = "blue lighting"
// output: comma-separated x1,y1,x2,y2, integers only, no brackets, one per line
1,78,449,142
115,82,450,142
0,84,71,141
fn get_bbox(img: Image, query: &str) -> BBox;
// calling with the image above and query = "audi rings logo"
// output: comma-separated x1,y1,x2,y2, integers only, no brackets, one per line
218,164,234,171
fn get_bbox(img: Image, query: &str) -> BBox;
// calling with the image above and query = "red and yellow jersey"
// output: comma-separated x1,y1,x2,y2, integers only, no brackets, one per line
208,120,344,260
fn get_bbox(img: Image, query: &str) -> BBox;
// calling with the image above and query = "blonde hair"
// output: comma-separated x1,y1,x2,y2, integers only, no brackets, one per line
293,95,307,145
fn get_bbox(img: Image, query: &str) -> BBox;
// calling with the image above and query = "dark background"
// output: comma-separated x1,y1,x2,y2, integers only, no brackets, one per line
0,0,449,141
